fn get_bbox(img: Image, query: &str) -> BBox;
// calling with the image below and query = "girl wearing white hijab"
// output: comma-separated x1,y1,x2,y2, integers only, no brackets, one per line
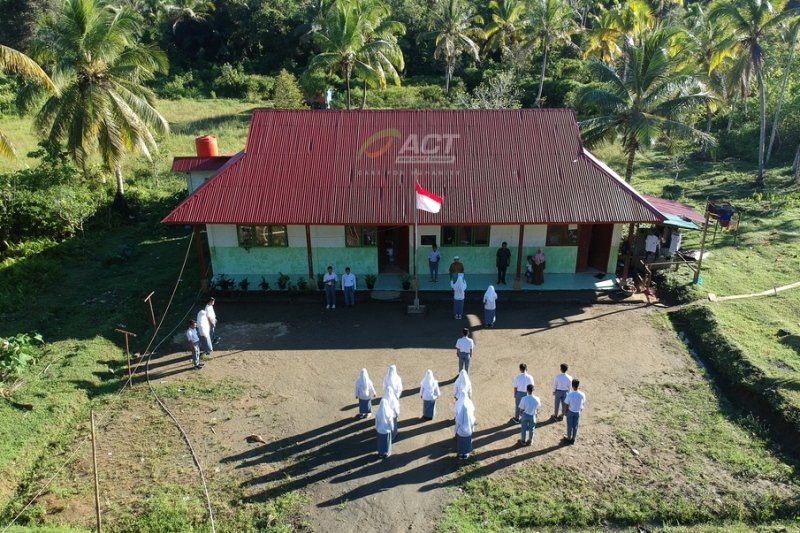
385,387,401,440
354,368,377,418
483,285,498,327
375,398,394,458
383,364,403,398
453,369,472,408
420,369,441,420
454,392,476,459
451,273,467,319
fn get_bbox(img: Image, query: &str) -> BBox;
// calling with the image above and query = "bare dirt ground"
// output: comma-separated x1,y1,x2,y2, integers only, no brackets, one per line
42,297,698,531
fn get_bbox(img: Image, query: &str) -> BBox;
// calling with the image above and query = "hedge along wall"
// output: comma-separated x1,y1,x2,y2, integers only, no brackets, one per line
673,304,800,456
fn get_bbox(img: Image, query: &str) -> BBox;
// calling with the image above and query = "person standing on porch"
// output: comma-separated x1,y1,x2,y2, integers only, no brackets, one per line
354,368,376,418
342,267,356,307
451,272,467,319
533,249,546,285
428,244,441,282
204,297,219,343
496,242,511,284
483,285,498,327
420,369,441,420
449,256,464,282
323,265,337,309
455,327,474,374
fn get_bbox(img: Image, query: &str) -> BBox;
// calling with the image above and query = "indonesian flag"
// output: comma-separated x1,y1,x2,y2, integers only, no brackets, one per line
415,182,443,214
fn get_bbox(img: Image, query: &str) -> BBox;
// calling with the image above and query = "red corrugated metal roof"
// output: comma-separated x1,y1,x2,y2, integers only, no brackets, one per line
162,109,664,225
171,156,234,173
643,195,705,225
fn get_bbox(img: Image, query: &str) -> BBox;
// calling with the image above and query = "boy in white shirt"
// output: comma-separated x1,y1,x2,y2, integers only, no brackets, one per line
564,379,587,444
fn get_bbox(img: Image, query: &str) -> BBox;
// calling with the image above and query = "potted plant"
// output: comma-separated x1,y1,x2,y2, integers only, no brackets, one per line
297,277,308,291
238,278,250,291
365,273,377,290
259,276,270,291
401,274,412,290
277,272,290,290
213,274,235,296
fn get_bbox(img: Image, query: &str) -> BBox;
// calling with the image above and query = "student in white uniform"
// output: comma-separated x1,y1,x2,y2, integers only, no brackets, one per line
196,308,213,356
564,379,587,444
354,368,376,418
341,267,356,307
383,364,403,399
454,392,476,459
375,398,393,458
552,363,573,420
185,319,203,369
517,384,541,446
323,265,338,309
453,369,472,408
420,369,441,420
512,363,535,423
204,297,219,343
385,387,400,440
455,327,474,374
483,285,498,327
451,273,467,319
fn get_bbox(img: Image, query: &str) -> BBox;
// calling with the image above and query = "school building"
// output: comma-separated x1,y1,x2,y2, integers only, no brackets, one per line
162,109,664,291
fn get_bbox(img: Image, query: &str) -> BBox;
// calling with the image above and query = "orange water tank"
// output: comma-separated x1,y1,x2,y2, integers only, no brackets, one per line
195,135,219,157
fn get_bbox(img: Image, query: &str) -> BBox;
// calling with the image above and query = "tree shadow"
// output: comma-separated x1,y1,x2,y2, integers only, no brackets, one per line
170,110,256,135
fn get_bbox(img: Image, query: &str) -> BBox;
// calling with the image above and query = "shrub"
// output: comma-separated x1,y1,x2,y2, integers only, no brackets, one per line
0,332,44,379
651,269,704,305
272,69,306,108
211,63,273,100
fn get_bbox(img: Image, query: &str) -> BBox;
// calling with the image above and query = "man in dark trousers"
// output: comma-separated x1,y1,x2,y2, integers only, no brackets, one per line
496,242,512,284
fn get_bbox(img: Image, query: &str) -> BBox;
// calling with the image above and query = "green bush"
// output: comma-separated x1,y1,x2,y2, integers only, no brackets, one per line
652,269,704,305
271,69,306,108
0,332,43,379
211,63,274,100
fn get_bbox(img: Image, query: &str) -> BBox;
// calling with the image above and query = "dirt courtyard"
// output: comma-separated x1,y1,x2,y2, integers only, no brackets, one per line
135,296,687,532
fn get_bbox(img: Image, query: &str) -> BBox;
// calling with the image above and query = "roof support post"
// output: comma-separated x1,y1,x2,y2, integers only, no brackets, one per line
693,205,712,284
514,224,524,290
193,225,208,292
621,223,635,280
305,225,316,290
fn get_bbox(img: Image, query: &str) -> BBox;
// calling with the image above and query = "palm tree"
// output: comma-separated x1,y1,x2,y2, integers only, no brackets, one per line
577,26,715,183
0,45,56,158
766,20,800,164
583,9,623,65
423,0,484,95
528,0,576,107
483,0,528,57
711,0,800,187
309,0,405,109
31,0,168,205
161,0,214,35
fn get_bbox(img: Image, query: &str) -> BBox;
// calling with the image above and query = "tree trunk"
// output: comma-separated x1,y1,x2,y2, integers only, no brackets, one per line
766,28,797,165
345,73,352,109
793,143,800,182
755,60,766,188
112,163,129,214
360,79,367,109
444,58,453,95
536,39,549,108
702,100,712,159
624,142,637,183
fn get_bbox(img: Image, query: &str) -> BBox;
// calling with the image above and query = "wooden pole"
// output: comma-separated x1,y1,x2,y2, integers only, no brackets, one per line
114,329,137,387
621,223,635,280
90,409,102,533
143,291,156,326
514,224,524,290
305,225,316,289
694,204,712,284
193,225,208,292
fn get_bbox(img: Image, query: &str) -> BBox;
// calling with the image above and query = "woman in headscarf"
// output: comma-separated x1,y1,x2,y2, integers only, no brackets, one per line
385,387,401,440
354,368,376,418
375,398,394,458
454,392,476,460
419,369,441,420
533,249,546,285
383,364,403,398
451,272,467,319
483,285,498,327
453,369,472,407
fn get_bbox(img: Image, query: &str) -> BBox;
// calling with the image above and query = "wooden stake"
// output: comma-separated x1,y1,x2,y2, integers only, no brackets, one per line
143,291,156,326
90,409,102,533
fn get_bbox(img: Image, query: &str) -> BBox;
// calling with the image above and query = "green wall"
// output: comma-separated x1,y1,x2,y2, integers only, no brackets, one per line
417,246,578,275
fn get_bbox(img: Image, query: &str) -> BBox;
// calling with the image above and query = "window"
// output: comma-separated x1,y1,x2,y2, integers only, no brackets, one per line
345,226,377,247
441,226,490,246
546,225,579,246
237,225,288,247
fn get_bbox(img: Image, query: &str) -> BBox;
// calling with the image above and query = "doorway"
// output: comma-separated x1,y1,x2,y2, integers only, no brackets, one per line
576,224,613,272
377,226,410,273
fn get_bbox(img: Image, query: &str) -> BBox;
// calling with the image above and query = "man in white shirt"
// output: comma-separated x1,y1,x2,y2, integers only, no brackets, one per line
564,379,586,445
552,363,573,420
511,363,535,423
204,297,219,343
428,244,441,282
341,267,356,307
323,265,337,309
185,319,203,369
645,231,660,261
455,327,474,374
196,308,213,356
517,384,540,446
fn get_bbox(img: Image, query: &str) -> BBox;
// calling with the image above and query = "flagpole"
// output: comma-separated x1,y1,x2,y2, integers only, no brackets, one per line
413,182,419,308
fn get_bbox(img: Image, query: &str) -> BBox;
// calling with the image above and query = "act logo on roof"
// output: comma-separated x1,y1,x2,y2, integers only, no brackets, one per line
357,129,459,164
